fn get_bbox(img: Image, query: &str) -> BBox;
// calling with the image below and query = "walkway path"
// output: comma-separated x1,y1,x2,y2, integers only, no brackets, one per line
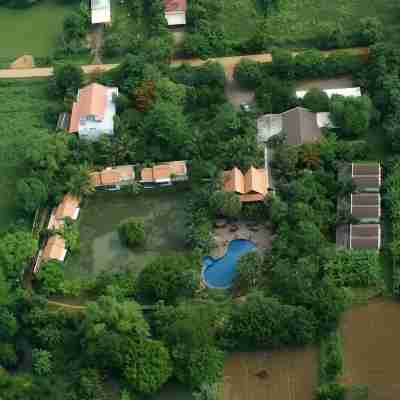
0,47,369,80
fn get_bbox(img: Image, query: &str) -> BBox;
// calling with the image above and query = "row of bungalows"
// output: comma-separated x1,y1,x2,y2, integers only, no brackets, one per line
336,162,382,251
89,161,188,191
34,194,81,272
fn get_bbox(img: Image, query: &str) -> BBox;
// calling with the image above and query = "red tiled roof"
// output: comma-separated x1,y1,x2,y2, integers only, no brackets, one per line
223,166,268,202
90,165,135,187
164,0,186,12
69,83,108,133
140,161,187,182
43,235,67,262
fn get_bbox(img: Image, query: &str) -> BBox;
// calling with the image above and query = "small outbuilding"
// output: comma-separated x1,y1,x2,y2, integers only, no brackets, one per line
164,0,186,26
91,0,111,24
48,194,80,230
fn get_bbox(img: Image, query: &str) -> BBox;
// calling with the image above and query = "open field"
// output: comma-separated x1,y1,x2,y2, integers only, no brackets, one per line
221,0,400,47
65,187,189,279
339,299,400,399
223,349,318,400
0,78,52,230
0,0,78,62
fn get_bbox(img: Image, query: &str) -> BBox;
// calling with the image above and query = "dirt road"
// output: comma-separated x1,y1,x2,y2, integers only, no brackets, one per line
0,63,118,79
0,47,368,80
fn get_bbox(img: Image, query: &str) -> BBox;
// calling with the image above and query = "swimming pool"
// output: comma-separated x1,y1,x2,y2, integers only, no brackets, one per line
202,239,257,289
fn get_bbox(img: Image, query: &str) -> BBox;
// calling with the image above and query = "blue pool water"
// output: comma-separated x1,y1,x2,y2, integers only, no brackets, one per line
202,239,257,289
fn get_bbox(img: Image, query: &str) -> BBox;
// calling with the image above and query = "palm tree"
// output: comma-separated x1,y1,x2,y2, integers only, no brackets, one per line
67,163,94,197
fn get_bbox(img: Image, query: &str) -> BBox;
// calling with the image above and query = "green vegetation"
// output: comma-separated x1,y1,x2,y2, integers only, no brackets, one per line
118,217,146,248
0,0,78,62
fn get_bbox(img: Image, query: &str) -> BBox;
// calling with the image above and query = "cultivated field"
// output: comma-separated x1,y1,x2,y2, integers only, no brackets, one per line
223,349,318,400
221,0,400,47
340,299,400,399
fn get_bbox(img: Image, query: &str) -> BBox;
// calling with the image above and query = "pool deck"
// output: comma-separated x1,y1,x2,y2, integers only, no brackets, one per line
211,221,273,259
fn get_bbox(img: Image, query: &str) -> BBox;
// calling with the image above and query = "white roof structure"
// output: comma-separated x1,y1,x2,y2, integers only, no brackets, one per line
91,0,111,24
296,87,362,99
316,112,335,129
165,11,186,26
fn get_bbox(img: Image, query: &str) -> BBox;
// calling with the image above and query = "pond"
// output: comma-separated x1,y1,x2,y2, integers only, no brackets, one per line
339,299,400,399
65,187,189,278
223,348,318,400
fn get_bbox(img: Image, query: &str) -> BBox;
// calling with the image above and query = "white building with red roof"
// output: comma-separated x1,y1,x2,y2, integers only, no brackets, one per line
69,83,118,140
164,0,186,26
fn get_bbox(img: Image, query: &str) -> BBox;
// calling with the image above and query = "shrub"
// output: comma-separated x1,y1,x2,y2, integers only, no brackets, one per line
316,383,346,400
319,332,343,384
302,88,330,112
32,349,52,376
35,261,65,295
234,59,264,89
326,250,382,288
137,255,199,303
118,218,146,248
330,96,373,138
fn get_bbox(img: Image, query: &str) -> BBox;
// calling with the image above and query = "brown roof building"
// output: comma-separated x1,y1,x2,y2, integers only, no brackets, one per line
351,193,381,222
257,107,333,145
140,161,188,184
90,165,135,189
48,194,80,230
223,166,269,202
42,235,67,263
350,224,381,250
352,163,381,192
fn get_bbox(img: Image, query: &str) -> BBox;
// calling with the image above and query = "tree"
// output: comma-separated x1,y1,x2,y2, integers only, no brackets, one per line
152,302,224,388
32,349,52,376
123,339,173,394
142,101,190,160
118,218,146,248
16,177,48,214
330,95,373,137
66,164,94,197
193,383,221,400
302,88,330,112
255,76,296,113
35,261,64,295
223,292,316,349
0,343,17,368
233,59,263,89
75,368,106,400
0,230,38,282
81,296,150,369
137,255,198,303
233,251,263,293
210,190,242,219
271,48,294,80
50,63,83,98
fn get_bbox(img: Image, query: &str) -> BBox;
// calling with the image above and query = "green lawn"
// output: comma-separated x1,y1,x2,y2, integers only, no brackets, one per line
221,0,400,47
0,79,52,230
0,0,78,62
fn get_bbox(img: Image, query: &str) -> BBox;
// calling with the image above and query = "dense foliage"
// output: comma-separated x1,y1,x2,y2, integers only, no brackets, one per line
118,217,146,248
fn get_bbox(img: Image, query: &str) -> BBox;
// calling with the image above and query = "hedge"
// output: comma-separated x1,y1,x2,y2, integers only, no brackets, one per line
385,160,400,296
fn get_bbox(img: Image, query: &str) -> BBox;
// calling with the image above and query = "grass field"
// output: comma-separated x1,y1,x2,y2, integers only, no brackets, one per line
221,0,400,47
0,78,52,229
0,0,78,62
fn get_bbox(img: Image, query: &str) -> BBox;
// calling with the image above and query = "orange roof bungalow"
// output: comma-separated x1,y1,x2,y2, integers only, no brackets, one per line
48,194,80,230
34,235,67,273
90,165,135,190
69,83,118,140
140,161,188,187
223,166,269,202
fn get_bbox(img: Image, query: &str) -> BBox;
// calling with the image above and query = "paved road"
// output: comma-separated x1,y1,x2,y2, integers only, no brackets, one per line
0,47,369,80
